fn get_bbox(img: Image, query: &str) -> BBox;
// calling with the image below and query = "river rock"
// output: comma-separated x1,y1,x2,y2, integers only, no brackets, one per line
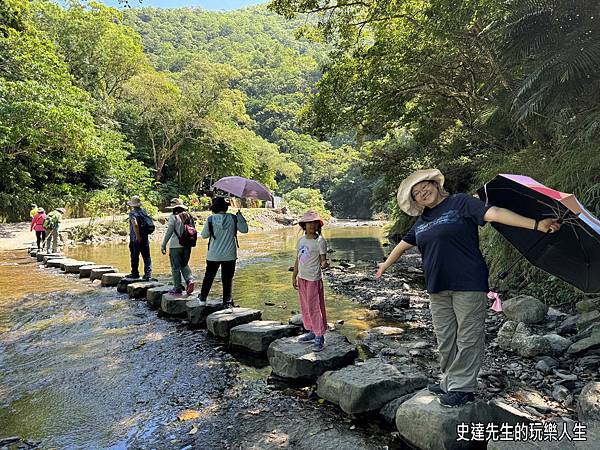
230,320,299,353
543,334,572,353
535,356,559,374
100,272,128,287
576,298,600,314
62,261,94,273
79,265,112,278
117,277,142,294
161,293,192,317
577,310,600,331
497,321,553,357
185,298,225,326
267,332,358,381
47,258,73,268
206,308,262,338
503,295,548,324
567,327,600,355
557,315,579,336
91,268,117,281
577,382,600,422
146,285,173,309
42,253,63,263
316,358,427,414
128,281,164,299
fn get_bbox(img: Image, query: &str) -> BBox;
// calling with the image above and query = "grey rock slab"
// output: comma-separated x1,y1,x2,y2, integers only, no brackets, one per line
91,268,117,282
186,298,226,327
577,310,600,331
127,281,164,299
543,334,572,353
117,277,142,294
379,393,416,424
557,315,579,335
267,332,358,381
46,258,74,268
100,272,128,287
576,297,600,314
316,358,427,414
229,320,299,353
79,265,112,278
161,293,192,317
577,381,600,422
42,253,64,264
62,261,94,274
567,328,600,355
146,285,173,309
503,295,548,324
206,308,262,338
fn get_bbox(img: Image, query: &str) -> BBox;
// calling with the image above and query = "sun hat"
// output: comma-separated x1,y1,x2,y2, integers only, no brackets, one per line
56,207,66,214
37,207,45,213
298,210,324,226
127,195,142,207
397,169,445,216
165,197,188,210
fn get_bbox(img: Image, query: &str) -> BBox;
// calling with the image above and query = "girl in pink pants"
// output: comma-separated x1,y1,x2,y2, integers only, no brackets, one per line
292,210,329,352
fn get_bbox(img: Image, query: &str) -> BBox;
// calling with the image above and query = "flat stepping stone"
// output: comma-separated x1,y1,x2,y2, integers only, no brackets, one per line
90,267,117,281
230,320,300,353
101,272,128,287
147,285,174,309
186,298,226,327
79,265,113,278
117,277,142,293
161,293,193,317
47,258,73,268
206,308,262,339
316,358,427,414
30,249,38,257
42,253,63,263
128,281,164,299
267,332,358,381
62,261,94,273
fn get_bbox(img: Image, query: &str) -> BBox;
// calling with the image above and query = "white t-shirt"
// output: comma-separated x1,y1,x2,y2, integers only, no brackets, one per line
297,235,328,281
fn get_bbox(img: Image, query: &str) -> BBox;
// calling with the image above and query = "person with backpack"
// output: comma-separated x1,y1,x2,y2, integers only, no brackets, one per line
199,197,248,306
44,207,65,253
30,207,46,251
161,198,196,296
126,195,154,280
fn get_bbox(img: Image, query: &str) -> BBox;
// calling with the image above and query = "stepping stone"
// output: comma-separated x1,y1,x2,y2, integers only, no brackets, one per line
128,281,164,299
100,272,128,287
147,285,173,309
117,277,142,294
267,332,358,381
316,358,427,414
79,265,112,278
90,268,116,281
41,253,63,263
62,261,94,274
30,249,38,257
161,293,193,317
186,298,226,327
206,308,262,339
230,320,300,353
47,258,73,268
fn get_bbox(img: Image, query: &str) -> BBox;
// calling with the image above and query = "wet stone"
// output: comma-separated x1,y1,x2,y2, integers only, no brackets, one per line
161,293,192,317
229,320,300,353
62,261,95,273
117,277,142,294
47,258,73,268
146,285,173,309
206,308,262,338
100,272,128,287
186,298,226,327
128,281,164,299
316,358,427,414
267,332,358,382
42,253,63,264
91,267,117,282
79,265,112,278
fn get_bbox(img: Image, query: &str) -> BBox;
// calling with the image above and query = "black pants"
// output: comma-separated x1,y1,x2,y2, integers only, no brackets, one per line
129,239,152,278
35,230,46,249
200,260,236,303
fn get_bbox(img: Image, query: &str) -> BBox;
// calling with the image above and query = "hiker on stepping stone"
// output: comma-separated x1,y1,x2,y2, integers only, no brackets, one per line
44,207,65,253
126,195,154,281
376,169,561,408
199,197,248,307
30,207,46,251
292,210,329,352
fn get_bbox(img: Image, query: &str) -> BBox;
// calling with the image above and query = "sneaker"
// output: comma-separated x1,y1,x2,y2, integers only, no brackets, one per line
427,383,445,396
142,275,157,281
312,335,324,352
438,391,475,408
298,331,316,343
186,279,195,295
125,273,140,279
223,299,237,308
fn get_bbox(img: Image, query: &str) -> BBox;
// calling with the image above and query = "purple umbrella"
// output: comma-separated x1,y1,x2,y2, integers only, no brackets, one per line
213,176,273,202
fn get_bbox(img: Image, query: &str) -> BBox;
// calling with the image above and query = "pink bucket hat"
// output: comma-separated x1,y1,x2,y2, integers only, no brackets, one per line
298,210,324,226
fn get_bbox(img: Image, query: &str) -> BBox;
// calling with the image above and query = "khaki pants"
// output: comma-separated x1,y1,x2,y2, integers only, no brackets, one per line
429,291,486,393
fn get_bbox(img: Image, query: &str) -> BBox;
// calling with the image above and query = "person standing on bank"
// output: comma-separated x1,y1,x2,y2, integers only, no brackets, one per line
45,207,65,253
30,207,46,251
199,197,248,306
376,169,561,408
126,195,154,281
161,198,195,296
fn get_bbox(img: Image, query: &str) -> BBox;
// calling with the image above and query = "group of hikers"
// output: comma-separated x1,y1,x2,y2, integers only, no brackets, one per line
29,204,65,253
31,167,562,408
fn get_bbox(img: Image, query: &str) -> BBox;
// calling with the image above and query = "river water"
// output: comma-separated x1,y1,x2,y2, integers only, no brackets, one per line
0,225,390,449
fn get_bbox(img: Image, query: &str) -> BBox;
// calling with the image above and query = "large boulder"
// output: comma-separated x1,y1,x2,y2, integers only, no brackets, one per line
497,321,553,357
79,265,112,278
503,295,548,324
316,358,427,414
161,293,192,317
578,382,600,423
186,298,226,327
127,281,164,299
100,272,127,286
117,277,141,294
146,285,173,310
267,332,358,381
230,320,299,353
576,298,600,314
206,308,262,338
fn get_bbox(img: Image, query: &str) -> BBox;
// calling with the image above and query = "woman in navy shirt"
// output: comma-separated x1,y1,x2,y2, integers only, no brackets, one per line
376,169,560,407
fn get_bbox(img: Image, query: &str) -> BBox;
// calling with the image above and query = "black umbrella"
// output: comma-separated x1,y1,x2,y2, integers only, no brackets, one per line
478,174,600,293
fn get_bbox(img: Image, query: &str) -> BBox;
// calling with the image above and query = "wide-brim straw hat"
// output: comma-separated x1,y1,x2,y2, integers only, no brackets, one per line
127,195,142,207
166,197,188,210
37,207,45,213
397,169,445,216
298,210,324,226
55,207,66,214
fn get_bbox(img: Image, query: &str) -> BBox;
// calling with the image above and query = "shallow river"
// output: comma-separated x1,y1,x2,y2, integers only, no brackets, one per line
0,225,390,448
